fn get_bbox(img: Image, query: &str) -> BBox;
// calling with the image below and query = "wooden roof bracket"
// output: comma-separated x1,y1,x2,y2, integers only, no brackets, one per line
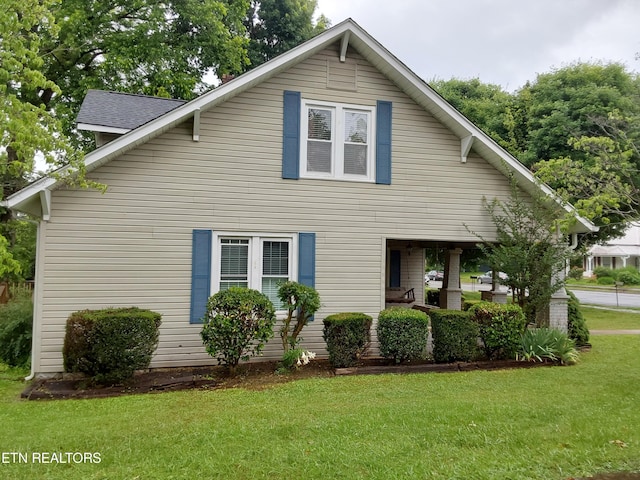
193,108,201,142
461,134,474,163
340,31,351,62
40,189,51,221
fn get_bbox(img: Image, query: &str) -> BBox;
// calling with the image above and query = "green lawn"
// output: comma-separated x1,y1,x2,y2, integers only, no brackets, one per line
582,306,640,330
1,335,639,479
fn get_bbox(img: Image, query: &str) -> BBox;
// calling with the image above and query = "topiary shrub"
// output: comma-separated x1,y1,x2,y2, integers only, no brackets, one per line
469,302,527,360
201,287,275,374
277,281,321,352
63,307,162,384
322,313,372,368
0,291,33,367
596,276,615,285
430,310,479,363
567,290,589,346
377,307,429,363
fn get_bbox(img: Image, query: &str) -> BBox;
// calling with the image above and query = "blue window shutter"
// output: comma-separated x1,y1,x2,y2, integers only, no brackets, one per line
376,100,392,185
190,230,212,324
298,232,316,321
390,250,401,288
282,90,301,179
298,232,316,287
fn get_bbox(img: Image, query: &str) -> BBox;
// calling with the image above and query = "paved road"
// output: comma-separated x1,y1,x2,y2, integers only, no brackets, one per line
454,281,640,309
567,288,640,309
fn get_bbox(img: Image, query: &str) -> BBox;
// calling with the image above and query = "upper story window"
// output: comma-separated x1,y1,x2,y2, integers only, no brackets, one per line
300,100,375,182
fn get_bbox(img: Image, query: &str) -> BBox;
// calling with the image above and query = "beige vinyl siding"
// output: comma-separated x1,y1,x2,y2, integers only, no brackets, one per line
35,43,514,373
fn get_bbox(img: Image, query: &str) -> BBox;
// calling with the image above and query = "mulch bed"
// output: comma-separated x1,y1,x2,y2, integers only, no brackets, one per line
21,357,560,401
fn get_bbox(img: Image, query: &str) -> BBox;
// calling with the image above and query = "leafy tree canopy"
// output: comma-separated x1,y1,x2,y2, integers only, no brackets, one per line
244,0,329,68
434,62,640,243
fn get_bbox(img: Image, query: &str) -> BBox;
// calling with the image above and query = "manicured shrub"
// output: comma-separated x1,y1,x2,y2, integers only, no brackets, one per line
322,313,372,368
377,307,429,363
596,276,615,285
593,267,616,279
567,290,589,346
567,267,584,280
0,291,33,367
63,307,162,384
201,287,275,373
463,300,481,311
277,281,321,352
430,310,479,363
469,302,526,360
517,328,579,365
426,289,440,307
616,270,640,285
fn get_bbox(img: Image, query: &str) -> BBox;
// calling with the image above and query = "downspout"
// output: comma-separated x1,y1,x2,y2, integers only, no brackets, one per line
22,218,44,382
22,219,39,382
569,233,578,250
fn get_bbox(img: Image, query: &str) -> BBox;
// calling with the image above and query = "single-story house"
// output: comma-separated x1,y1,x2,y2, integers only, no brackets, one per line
585,223,640,274
6,19,596,378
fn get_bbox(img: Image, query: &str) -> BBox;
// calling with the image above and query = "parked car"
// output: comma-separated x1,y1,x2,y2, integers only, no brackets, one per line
478,271,508,284
426,270,444,282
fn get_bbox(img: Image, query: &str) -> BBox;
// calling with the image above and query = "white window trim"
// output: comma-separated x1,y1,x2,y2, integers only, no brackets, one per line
300,99,376,182
211,232,298,316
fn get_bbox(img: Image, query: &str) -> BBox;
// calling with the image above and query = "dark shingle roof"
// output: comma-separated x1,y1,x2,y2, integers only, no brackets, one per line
76,90,187,131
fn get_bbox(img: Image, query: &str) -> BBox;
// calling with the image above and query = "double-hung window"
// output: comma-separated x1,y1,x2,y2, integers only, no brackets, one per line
215,234,295,311
301,99,375,182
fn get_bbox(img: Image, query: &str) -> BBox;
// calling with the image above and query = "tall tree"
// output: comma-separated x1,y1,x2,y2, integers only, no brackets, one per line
40,0,251,152
244,0,328,68
0,0,84,278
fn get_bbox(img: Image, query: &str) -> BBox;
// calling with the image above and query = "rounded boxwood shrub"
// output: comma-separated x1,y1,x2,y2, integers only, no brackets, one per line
63,307,162,384
201,287,275,373
430,310,479,363
322,313,372,368
377,307,429,363
469,302,526,360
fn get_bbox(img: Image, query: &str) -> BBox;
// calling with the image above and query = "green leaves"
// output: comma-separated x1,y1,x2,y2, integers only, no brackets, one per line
201,287,276,371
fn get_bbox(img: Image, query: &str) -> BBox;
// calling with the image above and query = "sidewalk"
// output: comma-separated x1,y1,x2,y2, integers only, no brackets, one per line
590,329,640,335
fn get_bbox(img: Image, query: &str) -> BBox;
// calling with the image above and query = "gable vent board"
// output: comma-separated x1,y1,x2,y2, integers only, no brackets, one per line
327,59,358,91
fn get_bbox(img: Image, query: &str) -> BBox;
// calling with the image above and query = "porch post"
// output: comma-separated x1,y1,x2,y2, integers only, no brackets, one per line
546,229,568,332
440,248,463,310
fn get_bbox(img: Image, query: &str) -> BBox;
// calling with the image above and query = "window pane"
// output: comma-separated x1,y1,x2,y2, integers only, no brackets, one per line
220,239,248,289
344,112,368,144
307,141,332,172
344,144,367,175
263,241,289,275
308,109,332,140
220,280,249,291
261,277,288,309
262,241,289,309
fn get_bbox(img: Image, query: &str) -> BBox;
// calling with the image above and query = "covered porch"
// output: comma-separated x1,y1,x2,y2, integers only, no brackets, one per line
382,239,568,330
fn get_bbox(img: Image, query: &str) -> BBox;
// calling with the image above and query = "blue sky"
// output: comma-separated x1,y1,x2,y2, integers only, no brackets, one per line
316,0,639,91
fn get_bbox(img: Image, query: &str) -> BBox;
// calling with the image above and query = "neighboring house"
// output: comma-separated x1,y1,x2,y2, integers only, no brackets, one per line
585,224,640,275
6,19,596,378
